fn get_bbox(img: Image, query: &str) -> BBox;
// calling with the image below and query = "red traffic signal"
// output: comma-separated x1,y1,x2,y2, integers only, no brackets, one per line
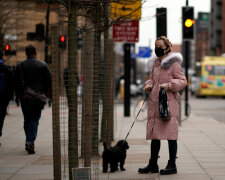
4,44,10,55
5,44,10,51
59,35,66,49
3,44,16,56
60,35,65,42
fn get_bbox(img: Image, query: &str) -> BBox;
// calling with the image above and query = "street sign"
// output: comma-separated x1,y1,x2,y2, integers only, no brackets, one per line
198,12,209,30
72,168,91,180
113,21,139,43
110,0,141,20
137,47,151,58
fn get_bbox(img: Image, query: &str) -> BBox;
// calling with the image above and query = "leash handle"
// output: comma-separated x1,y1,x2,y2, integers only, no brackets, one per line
125,94,149,140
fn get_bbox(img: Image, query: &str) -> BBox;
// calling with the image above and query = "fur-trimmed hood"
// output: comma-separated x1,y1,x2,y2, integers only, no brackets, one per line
147,53,183,70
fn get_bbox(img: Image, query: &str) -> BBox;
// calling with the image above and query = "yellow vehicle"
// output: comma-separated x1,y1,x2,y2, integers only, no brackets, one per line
196,56,225,97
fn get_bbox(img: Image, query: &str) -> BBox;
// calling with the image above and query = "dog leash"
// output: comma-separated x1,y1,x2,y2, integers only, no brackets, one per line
125,93,149,140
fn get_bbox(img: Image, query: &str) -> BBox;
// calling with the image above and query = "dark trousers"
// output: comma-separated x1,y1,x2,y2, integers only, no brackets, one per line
151,140,177,161
21,104,42,144
0,97,9,137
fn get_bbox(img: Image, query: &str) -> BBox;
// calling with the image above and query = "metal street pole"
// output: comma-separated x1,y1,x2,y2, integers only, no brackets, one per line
184,40,189,116
124,43,131,117
184,0,190,116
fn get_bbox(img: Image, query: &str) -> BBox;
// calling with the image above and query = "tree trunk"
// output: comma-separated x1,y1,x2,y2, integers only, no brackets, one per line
92,2,101,156
51,25,61,180
108,39,115,142
81,27,86,159
68,1,78,179
101,3,113,146
101,2,108,142
83,18,94,167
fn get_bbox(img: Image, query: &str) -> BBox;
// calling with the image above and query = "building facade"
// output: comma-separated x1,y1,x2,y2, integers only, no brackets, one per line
196,12,209,62
209,0,225,56
222,0,225,54
2,0,66,66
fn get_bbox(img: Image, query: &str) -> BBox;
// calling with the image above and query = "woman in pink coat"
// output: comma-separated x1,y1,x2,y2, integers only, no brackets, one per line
138,36,187,175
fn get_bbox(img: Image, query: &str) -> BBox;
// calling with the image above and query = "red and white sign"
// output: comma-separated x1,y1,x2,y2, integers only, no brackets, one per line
113,21,139,43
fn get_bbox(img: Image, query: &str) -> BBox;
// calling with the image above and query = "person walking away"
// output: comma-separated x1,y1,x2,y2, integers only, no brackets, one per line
0,50,13,145
138,36,187,175
14,45,51,154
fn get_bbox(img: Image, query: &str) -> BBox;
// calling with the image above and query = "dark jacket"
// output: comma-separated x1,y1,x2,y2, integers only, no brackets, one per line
14,58,52,101
0,60,13,102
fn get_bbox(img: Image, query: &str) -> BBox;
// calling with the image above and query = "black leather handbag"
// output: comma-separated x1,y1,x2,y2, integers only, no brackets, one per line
159,88,171,121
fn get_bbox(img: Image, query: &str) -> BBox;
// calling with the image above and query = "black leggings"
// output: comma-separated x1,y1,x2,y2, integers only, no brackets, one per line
151,140,177,161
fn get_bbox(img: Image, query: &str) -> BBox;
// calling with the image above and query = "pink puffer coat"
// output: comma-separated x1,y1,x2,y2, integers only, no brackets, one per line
145,53,187,140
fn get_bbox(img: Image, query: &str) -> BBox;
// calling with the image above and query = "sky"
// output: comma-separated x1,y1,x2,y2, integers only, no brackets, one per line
137,0,211,49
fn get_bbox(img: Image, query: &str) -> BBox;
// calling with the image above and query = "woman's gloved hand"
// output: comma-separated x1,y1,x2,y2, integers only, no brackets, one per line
159,83,169,91
144,83,153,92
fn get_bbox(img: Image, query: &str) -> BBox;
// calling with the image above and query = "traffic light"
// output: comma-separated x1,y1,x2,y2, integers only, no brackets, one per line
27,32,37,41
4,44,10,55
58,35,66,49
27,24,44,41
76,31,83,49
182,7,194,39
3,44,16,56
36,23,45,41
156,8,167,38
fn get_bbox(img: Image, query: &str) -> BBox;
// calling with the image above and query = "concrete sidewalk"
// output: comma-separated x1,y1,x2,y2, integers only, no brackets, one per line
0,104,53,180
109,103,225,180
1,102,225,180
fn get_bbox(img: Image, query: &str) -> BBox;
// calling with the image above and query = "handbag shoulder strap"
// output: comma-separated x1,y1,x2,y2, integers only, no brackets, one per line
19,64,25,88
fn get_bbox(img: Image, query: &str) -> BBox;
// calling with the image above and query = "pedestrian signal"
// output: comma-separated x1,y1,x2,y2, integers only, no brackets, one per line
182,7,194,39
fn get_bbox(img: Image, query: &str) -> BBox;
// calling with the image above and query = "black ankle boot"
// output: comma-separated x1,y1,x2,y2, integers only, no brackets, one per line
160,160,177,175
138,159,159,173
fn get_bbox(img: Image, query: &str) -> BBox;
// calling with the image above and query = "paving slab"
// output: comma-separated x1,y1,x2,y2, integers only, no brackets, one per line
0,174,12,180
8,174,53,180
16,165,53,175
211,176,225,180
156,174,211,180
1,101,225,180
99,163,157,180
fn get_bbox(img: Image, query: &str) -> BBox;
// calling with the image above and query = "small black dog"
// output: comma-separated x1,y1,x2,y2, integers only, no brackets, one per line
102,140,129,173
